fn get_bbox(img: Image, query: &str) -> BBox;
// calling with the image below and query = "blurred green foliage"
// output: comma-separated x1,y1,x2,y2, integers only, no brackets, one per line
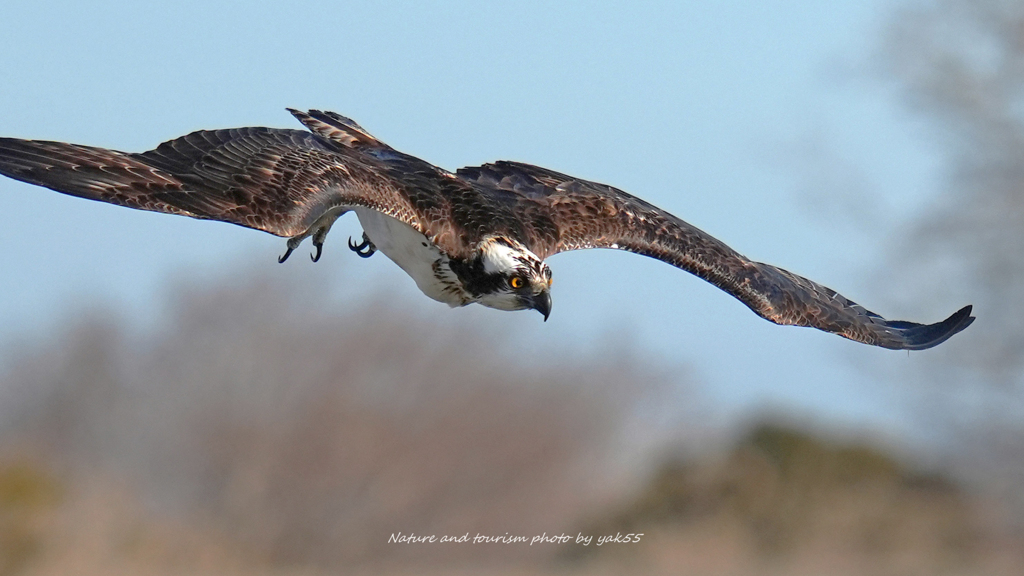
585,423,977,565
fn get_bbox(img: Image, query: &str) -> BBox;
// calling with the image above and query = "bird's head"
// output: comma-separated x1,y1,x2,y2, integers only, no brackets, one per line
466,237,553,320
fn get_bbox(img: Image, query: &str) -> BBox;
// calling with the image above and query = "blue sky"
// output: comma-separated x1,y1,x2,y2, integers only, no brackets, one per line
0,1,957,438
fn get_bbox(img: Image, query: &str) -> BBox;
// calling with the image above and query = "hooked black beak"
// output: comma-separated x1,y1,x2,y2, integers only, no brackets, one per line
531,290,552,321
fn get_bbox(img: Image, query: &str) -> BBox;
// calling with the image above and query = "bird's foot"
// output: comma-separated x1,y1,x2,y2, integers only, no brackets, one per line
347,233,376,258
309,216,342,262
277,207,348,264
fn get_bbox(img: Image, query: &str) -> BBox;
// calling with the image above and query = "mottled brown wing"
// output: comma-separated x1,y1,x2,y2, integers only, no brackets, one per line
458,160,974,350
289,109,533,254
0,124,425,240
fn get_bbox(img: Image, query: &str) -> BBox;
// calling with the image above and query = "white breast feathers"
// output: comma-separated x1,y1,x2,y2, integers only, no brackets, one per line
353,208,469,306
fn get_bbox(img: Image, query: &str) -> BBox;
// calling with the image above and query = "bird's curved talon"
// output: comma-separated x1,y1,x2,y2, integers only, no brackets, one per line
311,242,323,262
279,236,304,263
348,234,376,258
278,246,295,263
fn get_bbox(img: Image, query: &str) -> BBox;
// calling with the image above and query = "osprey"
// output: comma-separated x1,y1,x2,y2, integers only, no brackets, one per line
0,109,973,350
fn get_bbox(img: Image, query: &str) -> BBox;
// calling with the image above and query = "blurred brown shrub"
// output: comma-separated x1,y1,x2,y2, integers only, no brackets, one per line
0,458,61,576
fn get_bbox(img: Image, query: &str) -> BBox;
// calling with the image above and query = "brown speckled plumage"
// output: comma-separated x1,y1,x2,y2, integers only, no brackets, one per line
0,109,973,350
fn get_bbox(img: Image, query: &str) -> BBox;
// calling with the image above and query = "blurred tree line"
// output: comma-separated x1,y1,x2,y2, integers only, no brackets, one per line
1,268,1020,576
0,271,666,569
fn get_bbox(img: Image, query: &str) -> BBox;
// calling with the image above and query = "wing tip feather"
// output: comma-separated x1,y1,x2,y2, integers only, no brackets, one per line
886,304,975,350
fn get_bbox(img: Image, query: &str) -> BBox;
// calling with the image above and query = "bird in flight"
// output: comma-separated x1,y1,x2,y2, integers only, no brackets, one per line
0,109,973,350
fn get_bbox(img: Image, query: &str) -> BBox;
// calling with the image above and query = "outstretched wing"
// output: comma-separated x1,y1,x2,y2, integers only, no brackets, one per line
458,160,974,350
0,111,426,241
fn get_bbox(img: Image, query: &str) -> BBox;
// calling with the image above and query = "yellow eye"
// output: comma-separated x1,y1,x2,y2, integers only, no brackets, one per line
510,276,524,289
